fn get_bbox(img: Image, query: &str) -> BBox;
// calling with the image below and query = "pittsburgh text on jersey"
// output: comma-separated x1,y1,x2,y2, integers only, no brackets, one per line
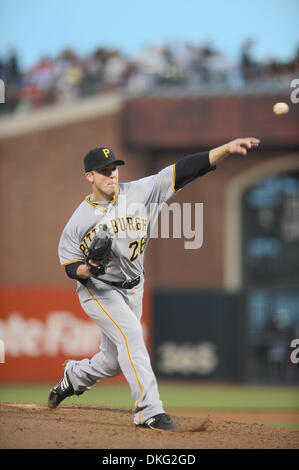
79,217,148,257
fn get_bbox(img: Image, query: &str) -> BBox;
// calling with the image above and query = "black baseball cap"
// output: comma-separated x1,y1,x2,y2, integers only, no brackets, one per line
84,147,125,172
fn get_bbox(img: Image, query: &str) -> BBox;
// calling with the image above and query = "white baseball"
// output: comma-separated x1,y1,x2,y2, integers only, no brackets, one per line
273,102,289,115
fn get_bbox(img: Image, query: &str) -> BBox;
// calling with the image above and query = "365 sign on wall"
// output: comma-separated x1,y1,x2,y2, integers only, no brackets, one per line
153,291,248,382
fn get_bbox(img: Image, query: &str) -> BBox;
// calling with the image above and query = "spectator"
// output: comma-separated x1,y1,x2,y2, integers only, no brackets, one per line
0,46,21,113
1,40,299,116
200,44,234,87
102,50,128,89
19,58,57,108
240,38,260,84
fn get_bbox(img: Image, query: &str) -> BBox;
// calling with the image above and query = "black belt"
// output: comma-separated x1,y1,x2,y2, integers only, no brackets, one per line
99,275,141,290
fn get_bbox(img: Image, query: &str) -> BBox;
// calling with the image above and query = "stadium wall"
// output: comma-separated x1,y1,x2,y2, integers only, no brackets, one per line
1,92,298,383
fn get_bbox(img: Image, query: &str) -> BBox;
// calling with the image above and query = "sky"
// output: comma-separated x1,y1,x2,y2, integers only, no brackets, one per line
1,0,299,70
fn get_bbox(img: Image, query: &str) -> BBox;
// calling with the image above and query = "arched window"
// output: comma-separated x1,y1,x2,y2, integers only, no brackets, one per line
225,160,299,383
242,171,299,288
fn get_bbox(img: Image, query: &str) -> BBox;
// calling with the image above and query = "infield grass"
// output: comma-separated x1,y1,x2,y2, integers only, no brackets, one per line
0,382,298,410
261,422,299,430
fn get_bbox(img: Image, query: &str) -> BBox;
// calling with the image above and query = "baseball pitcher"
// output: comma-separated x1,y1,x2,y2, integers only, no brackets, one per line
48,138,260,430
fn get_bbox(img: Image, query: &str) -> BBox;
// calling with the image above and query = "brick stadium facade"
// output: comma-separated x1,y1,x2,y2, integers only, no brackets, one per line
0,92,298,288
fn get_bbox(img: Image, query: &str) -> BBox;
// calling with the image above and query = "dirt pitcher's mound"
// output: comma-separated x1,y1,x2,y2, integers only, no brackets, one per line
0,403,298,449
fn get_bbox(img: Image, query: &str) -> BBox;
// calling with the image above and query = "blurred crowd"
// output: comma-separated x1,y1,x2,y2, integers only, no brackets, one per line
1,39,299,115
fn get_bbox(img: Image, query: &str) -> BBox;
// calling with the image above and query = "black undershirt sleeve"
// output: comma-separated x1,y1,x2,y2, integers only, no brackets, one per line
174,151,216,192
65,262,89,285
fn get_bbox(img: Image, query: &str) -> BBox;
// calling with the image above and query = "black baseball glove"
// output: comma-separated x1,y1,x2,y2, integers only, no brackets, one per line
85,224,112,276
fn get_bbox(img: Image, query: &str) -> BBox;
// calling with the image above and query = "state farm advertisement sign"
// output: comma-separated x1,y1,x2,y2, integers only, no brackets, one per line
0,288,151,382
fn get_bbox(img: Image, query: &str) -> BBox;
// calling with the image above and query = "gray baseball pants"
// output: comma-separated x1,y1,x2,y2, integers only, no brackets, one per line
66,278,164,425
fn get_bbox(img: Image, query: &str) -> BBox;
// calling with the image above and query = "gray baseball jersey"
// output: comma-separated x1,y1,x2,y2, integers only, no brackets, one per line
58,164,176,425
59,164,176,282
